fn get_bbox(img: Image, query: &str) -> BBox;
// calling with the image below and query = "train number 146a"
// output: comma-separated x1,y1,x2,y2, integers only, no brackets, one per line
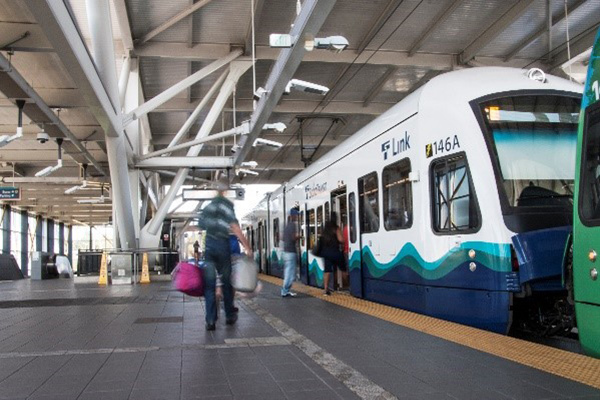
426,135,460,158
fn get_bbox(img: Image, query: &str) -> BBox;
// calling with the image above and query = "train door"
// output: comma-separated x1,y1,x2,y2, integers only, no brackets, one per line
358,172,381,298
299,207,309,284
348,191,362,297
331,187,348,290
306,208,317,286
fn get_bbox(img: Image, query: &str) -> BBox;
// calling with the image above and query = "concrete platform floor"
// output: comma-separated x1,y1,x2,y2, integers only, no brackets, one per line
0,276,598,400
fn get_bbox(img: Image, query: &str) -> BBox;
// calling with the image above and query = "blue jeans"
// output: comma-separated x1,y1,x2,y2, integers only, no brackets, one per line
203,238,234,325
281,252,297,296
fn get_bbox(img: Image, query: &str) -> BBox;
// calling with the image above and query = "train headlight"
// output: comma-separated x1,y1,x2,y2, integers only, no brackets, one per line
589,250,597,262
468,249,476,259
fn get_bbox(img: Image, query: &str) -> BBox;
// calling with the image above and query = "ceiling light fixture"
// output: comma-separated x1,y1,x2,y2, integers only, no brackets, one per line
284,79,329,95
262,122,287,133
35,138,63,177
237,168,259,176
253,138,283,148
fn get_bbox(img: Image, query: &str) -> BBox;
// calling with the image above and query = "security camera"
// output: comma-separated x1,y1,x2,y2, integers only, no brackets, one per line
253,87,269,101
37,132,50,144
284,79,329,95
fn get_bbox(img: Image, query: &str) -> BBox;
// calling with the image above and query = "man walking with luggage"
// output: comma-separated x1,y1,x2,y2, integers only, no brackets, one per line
199,180,251,331
281,208,300,297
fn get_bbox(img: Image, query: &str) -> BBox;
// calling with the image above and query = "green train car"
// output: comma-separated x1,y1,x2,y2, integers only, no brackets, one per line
574,28,600,358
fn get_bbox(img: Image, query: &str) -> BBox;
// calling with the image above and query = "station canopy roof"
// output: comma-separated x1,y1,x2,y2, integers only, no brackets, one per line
0,0,597,225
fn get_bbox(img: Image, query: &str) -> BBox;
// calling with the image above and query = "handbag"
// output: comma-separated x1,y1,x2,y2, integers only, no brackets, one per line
232,255,258,292
312,236,323,257
173,262,204,297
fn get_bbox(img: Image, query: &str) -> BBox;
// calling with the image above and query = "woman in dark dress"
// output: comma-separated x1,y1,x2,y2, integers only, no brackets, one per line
321,215,345,295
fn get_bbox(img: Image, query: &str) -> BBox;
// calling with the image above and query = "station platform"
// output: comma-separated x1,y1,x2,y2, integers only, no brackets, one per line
0,276,599,400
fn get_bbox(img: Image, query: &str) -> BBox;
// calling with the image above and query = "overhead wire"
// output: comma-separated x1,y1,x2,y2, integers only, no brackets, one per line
252,0,425,183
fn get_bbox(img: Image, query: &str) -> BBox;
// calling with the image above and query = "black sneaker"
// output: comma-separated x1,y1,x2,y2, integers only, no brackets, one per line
206,323,216,331
225,314,238,325
232,306,239,313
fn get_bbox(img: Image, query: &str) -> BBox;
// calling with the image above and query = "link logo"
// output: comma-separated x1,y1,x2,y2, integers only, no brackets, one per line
381,131,410,160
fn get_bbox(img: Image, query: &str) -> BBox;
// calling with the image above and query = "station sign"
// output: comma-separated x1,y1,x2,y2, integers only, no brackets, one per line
183,188,245,201
0,187,20,200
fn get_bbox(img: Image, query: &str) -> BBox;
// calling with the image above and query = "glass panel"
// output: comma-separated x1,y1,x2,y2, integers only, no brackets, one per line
432,154,480,233
383,159,413,230
479,95,579,207
580,104,600,222
317,206,323,238
325,202,330,222
273,218,279,247
349,193,357,243
307,209,315,250
358,172,380,233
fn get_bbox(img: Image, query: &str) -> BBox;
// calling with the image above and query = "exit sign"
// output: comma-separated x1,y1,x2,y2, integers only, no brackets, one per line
0,187,20,200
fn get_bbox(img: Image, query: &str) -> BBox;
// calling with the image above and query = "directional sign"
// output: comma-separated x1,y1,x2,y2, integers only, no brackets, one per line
183,188,245,201
0,187,20,200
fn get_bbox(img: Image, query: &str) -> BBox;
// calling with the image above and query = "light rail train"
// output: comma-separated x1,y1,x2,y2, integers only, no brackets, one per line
246,67,582,336
573,28,600,358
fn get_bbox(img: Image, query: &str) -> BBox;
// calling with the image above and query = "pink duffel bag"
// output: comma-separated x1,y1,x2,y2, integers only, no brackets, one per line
173,262,204,297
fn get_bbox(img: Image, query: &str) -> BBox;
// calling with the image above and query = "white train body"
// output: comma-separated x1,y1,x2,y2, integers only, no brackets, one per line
246,67,582,333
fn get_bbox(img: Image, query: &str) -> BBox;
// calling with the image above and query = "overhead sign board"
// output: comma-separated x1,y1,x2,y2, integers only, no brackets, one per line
0,187,20,200
183,188,245,201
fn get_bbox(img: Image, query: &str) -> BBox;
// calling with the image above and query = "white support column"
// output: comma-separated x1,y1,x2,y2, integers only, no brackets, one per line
123,58,142,236
86,0,136,249
140,61,252,247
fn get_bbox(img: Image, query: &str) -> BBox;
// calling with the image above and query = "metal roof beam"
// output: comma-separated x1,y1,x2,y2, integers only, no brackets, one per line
111,0,134,52
504,0,586,62
137,0,214,44
233,0,338,167
356,0,403,53
459,0,535,65
0,53,106,176
155,98,389,116
136,156,233,169
362,67,397,107
408,0,463,57
135,42,538,69
124,50,241,124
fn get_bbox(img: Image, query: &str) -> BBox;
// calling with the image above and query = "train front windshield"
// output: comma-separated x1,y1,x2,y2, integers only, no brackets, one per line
478,95,580,208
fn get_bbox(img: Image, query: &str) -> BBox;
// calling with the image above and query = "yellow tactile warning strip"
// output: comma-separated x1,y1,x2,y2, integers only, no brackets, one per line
259,274,600,389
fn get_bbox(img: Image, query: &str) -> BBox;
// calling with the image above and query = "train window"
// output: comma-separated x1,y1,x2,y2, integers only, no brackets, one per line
383,158,413,230
477,94,579,208
580,103,600,224
349,192,357,243
317,206,323,239
307,209,315,250
273,218,280,247
358,172,380,233
325,202,330,222
431,153,480,233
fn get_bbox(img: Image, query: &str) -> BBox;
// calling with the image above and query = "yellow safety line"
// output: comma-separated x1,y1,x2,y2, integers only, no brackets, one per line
259,274,600,389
